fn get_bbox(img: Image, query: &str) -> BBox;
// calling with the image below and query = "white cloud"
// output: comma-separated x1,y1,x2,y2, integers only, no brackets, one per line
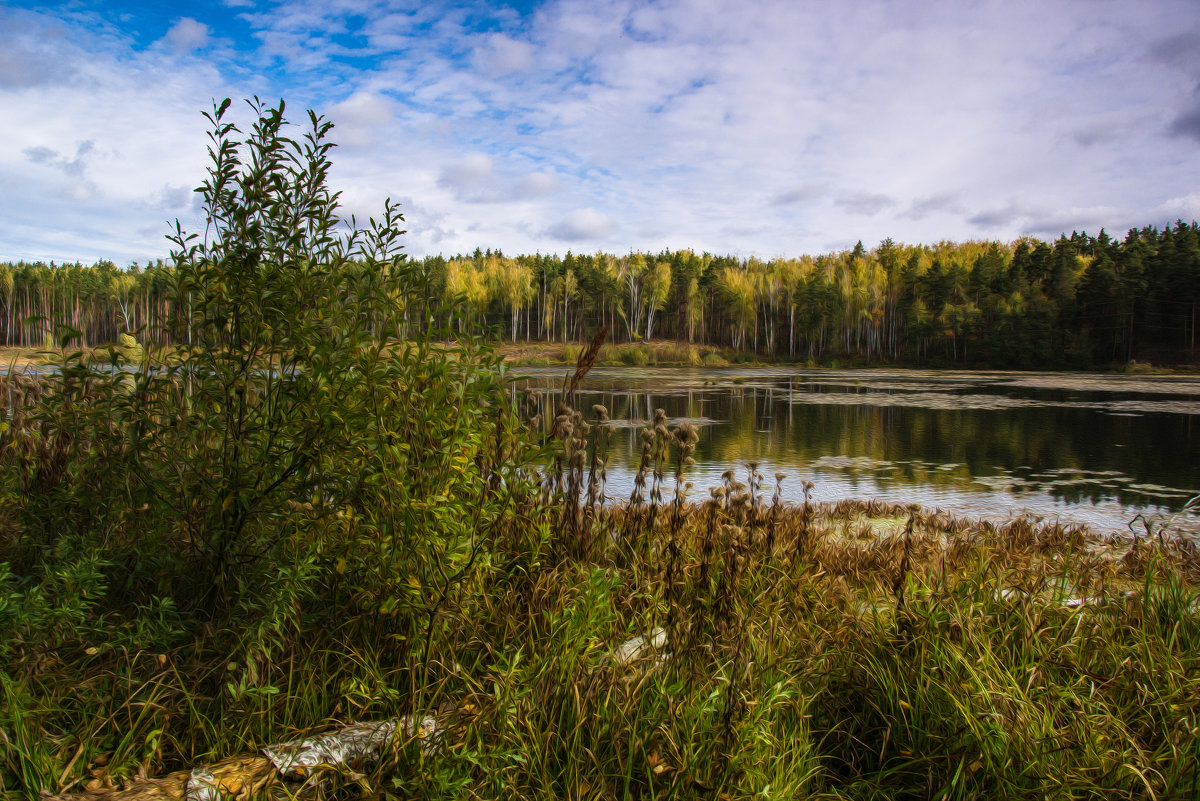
901,195,965,222
547,208,616,241
1149,192,1200,226
438,154,494,193
3,0,1200,264
23,140,95,178
0,7,231,263
472,34,536,75
836,193,898,217
514,173,560,199
0,41,75,88
326,91,398,146
160,18,211,52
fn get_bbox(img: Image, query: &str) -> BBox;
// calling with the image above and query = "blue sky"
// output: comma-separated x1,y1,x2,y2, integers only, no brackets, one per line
3,0,1199,264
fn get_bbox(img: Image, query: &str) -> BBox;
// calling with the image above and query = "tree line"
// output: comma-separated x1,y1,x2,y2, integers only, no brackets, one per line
3,220,1198,367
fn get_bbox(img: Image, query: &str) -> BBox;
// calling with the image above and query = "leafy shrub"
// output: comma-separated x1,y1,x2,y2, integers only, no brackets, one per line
0,99,533,796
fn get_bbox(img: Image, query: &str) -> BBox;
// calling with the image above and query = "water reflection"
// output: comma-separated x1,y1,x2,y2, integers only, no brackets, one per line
512,367,1200,536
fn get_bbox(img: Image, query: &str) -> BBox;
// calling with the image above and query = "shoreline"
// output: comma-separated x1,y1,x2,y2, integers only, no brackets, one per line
495,340,1200,373
3,342,1196,374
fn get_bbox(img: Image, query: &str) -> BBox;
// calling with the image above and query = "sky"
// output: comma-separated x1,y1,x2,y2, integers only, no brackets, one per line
2,0,1199,265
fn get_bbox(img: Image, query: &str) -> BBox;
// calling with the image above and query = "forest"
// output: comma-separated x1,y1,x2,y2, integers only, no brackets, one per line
2,223,1199,368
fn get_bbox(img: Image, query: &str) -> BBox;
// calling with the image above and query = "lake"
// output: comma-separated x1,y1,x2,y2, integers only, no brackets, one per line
511,367,1200,538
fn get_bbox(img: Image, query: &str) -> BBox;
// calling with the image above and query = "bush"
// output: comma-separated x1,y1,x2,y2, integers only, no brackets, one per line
0,99,533,796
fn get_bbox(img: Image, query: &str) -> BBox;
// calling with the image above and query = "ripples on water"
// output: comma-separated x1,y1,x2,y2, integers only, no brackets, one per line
511,367,1200,538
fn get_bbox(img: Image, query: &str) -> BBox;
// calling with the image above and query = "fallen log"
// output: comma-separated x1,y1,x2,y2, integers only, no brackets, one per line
609,627,668,666
40,755,278,801
40,715,437,801
41,629,669,801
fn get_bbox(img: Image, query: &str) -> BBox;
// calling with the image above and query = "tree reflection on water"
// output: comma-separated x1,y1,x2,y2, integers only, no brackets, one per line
513,367,1200,536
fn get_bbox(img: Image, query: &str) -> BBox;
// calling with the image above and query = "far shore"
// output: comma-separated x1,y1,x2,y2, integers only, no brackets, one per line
493,340,1200,373
3,341,1197,374
0,346,54,369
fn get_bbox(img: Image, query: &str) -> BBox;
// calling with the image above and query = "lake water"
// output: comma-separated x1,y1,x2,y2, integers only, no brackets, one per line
511,367,1200,538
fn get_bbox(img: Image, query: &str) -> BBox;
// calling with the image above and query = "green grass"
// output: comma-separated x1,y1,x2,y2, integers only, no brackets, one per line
4,469,1198,799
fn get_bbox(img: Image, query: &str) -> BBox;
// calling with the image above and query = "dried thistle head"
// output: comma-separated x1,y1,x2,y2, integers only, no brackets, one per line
555,416,574,438
521,390,542,423
671,422,700,471
672,421,699,448
572,410,589,438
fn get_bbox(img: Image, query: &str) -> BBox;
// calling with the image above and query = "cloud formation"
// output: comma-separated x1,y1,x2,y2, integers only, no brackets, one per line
836,193,897,217
547,208,617,241
0,41,75,89
1169,102,1200,142
2,0,1199,264
23,141,95,177
901,195,965,221
160,18,211,52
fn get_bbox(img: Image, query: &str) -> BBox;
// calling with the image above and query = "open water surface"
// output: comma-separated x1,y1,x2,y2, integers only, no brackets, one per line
512,367,1200,537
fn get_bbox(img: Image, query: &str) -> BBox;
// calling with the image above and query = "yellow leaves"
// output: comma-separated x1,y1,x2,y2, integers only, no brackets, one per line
493,257,534,307
445,259,490,310
646,261,672,308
